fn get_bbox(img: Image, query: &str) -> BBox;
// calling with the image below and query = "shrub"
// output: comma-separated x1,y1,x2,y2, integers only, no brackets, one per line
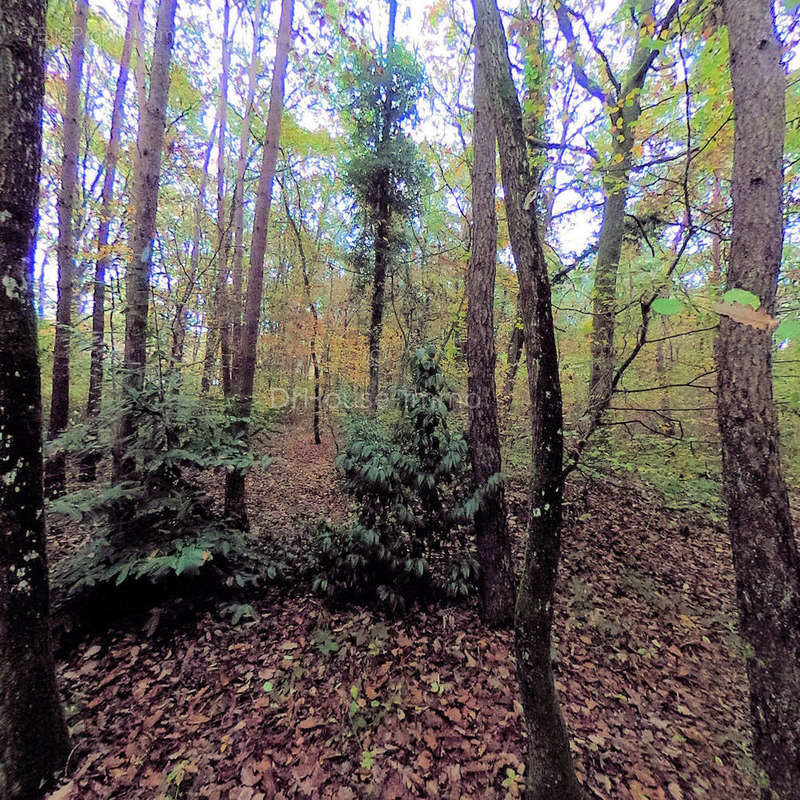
48,376,273,634
313,345,487,611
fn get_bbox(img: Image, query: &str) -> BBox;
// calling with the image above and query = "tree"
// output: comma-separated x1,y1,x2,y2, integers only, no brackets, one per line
111,0,179,490
225,0,295,525
201,0,232,396
343,0,426,410
367,0,396,411
715,1,800,795
466,29,514,627
46,0,90,497
283,176,322,445
473,0,582,796
555,0,679,435
82,0,142,482
172,117,218,372
0,1,70,795
229,0,263,383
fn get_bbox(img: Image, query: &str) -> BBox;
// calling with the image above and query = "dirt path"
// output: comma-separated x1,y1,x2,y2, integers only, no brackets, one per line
243,418,346,540
47,421,756,800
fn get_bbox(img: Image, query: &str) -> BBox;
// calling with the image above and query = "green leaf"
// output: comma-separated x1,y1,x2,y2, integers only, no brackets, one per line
262,680,273,693
360,749,376,770
775,317,800,341
174,547,207,575
641,38,664,52
722,288,761,309
651,297,685,315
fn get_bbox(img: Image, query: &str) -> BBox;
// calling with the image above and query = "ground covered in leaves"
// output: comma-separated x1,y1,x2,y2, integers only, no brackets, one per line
47,419,761,800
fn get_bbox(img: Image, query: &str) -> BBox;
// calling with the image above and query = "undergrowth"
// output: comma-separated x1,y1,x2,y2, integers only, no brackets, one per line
312,345,496,612
47,375,278,642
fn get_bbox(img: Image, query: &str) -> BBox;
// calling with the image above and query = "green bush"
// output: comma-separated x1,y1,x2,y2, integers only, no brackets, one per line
313,345,488,612
48,375,273,631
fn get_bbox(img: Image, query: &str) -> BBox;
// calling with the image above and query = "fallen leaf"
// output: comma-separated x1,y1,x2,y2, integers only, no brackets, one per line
713,301,778,330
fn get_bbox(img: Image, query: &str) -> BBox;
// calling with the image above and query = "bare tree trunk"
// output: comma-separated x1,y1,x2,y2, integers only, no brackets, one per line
225,0,294,525
230,0,264,392
366,0,397,412
474,0,582,797
201,0,232,396
172,117,217,372
81,0,140,482
715,2,800,796
284,194,321,444
45,0,89,497
111,0,178,492
467,32,514,627
0,2,70,794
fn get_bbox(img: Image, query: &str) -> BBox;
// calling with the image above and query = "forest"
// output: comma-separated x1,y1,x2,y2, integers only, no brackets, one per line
1,0,799,798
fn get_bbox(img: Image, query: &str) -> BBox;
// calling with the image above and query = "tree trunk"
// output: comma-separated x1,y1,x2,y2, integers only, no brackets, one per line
201,0,232,396
284,195,321,445
0,2,71,795
366,0,397,412
225,0,294,525
715,2,800,796
556,0,678,434
367,204,389,410
111,0,178,491
500,312,524,420
230,0,264,393
467,32,514,627
172,117,218,373
45,0,89,497
133,0,147,128
473,1,582,797
81,0,140,482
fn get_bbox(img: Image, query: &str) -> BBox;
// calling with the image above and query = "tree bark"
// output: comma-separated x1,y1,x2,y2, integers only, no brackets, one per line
45,0,89,497
225,0,294,525
467,31,514,627
715,2,800,796
0,2,70,795
111,0,178,491
81,0,140,482
201,0,232,396
230,0,264,393
473,1,581,797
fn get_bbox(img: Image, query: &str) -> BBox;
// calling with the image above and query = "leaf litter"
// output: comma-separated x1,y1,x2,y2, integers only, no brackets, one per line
46,421,759,799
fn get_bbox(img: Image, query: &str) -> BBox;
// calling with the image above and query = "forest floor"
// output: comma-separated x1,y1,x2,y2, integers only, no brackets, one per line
47,418,765,800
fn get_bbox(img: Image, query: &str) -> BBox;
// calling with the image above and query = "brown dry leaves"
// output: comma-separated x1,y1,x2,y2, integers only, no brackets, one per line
46,422,759,800
713,301,778,331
